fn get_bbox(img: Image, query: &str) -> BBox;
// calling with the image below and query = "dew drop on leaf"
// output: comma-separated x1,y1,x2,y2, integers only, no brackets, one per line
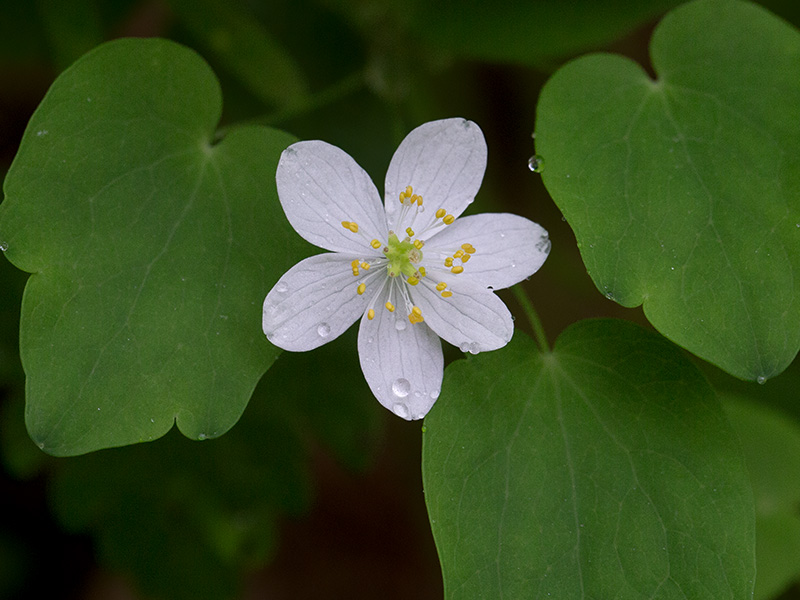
527,154,545,173
0,241,7,252
392,378,411,398
757,375,767,385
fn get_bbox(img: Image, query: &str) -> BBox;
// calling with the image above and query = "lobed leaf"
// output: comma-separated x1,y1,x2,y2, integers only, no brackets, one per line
535,0,800,381
423,319,755,599
0,38,308,455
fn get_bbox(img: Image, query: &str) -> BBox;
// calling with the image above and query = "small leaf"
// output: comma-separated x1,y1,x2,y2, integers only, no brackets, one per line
723,394,800,600
0,38,309,455
423,319,755,599
535,0,800,380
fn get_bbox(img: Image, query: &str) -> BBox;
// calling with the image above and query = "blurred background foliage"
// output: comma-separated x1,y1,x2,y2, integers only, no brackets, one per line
0,0,799,598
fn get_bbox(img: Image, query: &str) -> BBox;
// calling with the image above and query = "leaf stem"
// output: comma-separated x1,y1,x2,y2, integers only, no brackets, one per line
511,285,550,353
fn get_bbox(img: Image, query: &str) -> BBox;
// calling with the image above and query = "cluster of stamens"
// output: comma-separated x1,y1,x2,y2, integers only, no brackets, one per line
339,185,476,325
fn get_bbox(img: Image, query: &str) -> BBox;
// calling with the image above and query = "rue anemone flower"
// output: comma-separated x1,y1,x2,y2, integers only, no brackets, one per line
263,118,550,420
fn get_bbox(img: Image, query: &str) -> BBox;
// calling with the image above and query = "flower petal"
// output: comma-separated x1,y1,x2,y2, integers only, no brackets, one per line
426,213,550,290
263,253,372,351
384,118,487,233
276,140,388,254
357,291,444,420
411,277,513,352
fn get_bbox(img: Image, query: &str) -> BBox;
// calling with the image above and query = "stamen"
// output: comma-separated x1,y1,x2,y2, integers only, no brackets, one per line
462,243,476,253
453,249,464,259
357,283,366,295
461,254,471,263
443,214,455,225
408,306,424,324
361,262,370,270
371,239,382,249
435,208,446,219
436,282,447,291
413,239,424,249
413,194,423,206
407,276,419,286
341,221,359,233
418,267,426,277
451,266,464,274
385,301,395,312
368,309,375,320
441,291,453,298
406,227,415,237
444,257,454,267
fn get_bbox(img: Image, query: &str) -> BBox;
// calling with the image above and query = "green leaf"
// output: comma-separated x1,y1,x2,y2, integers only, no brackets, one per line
0,38,308,455
406,0,682,67
535,0,800,381
423,319,755,599
723,394,800,600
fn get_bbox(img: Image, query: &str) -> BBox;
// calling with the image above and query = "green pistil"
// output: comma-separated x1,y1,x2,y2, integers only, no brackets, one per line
384,232,422,277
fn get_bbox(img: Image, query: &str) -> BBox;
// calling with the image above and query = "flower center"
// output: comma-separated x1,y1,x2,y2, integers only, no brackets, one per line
384,232,422,278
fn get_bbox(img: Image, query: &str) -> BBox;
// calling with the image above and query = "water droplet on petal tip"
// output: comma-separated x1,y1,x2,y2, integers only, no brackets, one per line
392,402,409,418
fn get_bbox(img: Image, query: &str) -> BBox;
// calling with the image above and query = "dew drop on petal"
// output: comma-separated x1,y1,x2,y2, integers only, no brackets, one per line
757,376,767,385
317,323,331,337
430,389,440,400
275,281,288,293
392,403,409,419
392,378,411,398
469,342,481,355
527,155,545,173
459,342,470,353
394,319,407,331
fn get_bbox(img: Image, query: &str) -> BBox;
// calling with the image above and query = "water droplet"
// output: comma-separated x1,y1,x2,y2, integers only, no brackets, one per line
36,130,48,137
527,155,544,173
604,292,614,300
394,318,407,331
198,433,207,440
430,389,440,400
317,323,331,337
757,375,767,385
459,342,470,353
366,336,375,344
421,425,427,433
469,342,481,355
413,390,422,398
392,402,409,418
275,281,288,293
392,378,411,398
0,242,7,252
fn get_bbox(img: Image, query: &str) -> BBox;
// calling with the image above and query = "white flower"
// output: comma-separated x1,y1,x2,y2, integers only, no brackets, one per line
262,118,550,420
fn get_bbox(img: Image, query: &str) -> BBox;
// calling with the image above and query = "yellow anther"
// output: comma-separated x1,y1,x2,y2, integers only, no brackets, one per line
351,259,360,268
418,267,426,277
441,291,453,298
413,194,423,206
357,283,366,295
461,254,471,263
436,282,447,292
451,265,464,274
352,268,359,277
406,227,415,237
342,221,351,229
371,239,382,249
444,257,454,267
368,308,375,320
361,262,370,270
407,276,419,286
454,249,464,259
405,185,413,196
350,222,359,233
413,239,424,249
462,243,476,253
443,214,455,225
412,306,422,316
435,208,446,219
408,306,424,324
385,301,395,312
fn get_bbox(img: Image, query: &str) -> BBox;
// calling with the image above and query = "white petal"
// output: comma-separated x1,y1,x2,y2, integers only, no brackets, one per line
357,291,444,421
411,277,513,353
384,118,487,234
276,140,388,254
263,253,375,351
426,213,550,290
